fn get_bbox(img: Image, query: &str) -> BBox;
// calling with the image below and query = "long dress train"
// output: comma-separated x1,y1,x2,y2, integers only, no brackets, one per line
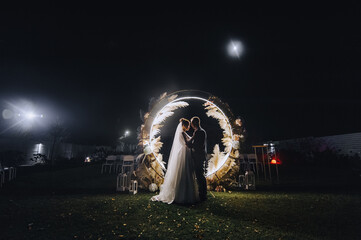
151,123,199,204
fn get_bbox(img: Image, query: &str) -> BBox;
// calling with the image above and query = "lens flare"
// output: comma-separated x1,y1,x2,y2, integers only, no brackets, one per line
2,109,14,119
25,112,36,120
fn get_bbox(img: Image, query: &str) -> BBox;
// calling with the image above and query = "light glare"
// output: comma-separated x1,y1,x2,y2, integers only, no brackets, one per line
26,112,36,119
227,40,244,58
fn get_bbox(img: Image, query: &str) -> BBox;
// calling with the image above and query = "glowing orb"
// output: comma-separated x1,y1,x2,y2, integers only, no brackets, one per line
227,40,244,58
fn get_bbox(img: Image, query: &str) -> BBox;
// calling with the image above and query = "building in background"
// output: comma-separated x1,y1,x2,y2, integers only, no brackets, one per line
276,132,361,156
0,137,137,166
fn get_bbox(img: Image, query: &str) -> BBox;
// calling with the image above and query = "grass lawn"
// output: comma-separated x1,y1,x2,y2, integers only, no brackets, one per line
1,164,360,240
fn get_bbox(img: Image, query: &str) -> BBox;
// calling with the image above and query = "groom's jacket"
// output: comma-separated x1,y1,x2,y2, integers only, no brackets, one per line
186,128,207,163
190,128,206,152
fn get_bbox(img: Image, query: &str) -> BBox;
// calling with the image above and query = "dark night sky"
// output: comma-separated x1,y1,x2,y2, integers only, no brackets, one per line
1,4,361,145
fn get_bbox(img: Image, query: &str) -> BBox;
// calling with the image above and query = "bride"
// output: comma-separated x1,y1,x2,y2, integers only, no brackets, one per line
151,118,199,204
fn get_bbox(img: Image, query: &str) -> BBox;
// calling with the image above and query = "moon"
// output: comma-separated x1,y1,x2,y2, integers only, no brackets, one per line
227,40,244,58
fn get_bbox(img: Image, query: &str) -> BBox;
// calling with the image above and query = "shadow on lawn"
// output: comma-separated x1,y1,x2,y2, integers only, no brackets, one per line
2,163,361,197
1,163,118,196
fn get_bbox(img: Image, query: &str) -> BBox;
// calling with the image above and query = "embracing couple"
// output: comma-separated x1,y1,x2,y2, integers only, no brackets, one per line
151,117,207,204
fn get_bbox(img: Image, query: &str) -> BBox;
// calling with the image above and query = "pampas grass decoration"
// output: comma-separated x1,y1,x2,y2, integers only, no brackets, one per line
219,119,228,131
138,93,239,189
210,157,236,185
153,112,174,125
152,101,189,125
158,92,167,101
157,153,166,171
143,112,149,121
231,149,240,159
207,144,225,175
151,136,163,154
222,136,233,153
161,101,189,113
205,106,224,121
150,100,189,154
136,153,145,163
136,96,190,189
135,161,152,188
168,94,178,102
150,124,163,139
204,101,235,183
149,157,165,186
204,103,232,138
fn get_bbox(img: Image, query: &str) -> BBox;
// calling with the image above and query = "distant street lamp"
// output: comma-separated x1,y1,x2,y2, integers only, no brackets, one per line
119,130,130,140
1,108,45,134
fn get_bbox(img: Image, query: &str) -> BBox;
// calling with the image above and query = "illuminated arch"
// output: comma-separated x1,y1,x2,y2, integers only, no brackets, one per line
149,96,232,176
139,90,239,181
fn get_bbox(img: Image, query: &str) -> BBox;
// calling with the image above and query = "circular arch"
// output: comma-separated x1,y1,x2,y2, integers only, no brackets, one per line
143,90,236,177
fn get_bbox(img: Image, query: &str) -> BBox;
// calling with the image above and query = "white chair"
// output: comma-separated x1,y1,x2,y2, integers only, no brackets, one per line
101,155,117,174
247,154,257,172
238,154,247,172
121,155,135,174
116,173,129,191
129,180,138,194
238,174,245,188
115,155,124,173
244,170,256,190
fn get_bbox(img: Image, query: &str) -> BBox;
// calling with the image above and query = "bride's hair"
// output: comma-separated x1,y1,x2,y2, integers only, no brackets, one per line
179,118,190,128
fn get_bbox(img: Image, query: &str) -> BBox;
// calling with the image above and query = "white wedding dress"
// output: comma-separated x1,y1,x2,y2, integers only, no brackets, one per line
151,123,199,204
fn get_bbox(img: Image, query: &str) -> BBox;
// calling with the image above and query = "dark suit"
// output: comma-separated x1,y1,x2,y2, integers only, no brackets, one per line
185,127,207,201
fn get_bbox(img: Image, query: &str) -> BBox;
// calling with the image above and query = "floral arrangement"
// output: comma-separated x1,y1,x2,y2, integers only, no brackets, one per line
148,183,158,192
203,96,243,189
136,93,187,189
136,91,246,190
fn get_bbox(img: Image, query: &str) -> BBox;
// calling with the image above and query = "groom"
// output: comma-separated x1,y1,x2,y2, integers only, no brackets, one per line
186,116,207,202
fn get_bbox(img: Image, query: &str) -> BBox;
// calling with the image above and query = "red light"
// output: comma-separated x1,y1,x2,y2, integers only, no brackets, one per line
270,158,282,165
